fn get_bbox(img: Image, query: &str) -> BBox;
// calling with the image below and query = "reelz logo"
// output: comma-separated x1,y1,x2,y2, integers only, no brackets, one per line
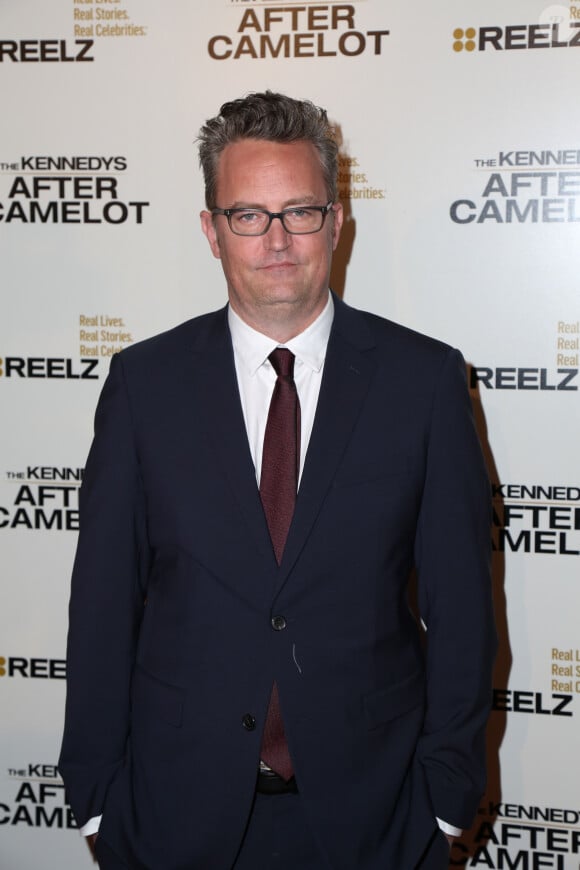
0,657,66,679
0,39,94,63
0,356,99,379
1,764,76,829
469,365,578,391
453,23,580,52
492,688,573,716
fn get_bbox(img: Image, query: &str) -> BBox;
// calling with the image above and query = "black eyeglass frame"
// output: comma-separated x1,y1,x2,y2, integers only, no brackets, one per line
211,202,335,236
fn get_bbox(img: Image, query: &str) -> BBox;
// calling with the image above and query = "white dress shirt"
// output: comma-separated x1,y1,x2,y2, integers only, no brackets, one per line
228,292,334,486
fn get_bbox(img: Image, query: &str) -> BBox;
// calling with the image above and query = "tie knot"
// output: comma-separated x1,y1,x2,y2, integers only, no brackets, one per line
269,347,295,379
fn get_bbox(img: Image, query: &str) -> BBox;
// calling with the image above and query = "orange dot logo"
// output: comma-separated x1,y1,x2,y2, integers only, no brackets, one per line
453,27,477,52
0,657,6,677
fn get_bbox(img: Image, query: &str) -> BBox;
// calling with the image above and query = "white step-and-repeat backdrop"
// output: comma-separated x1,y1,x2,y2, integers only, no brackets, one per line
1,1,579,867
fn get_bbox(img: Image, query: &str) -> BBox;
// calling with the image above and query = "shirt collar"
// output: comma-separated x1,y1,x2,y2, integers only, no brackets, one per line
228,292,334,376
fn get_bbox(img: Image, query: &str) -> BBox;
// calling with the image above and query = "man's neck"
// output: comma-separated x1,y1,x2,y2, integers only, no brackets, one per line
227,296,330,343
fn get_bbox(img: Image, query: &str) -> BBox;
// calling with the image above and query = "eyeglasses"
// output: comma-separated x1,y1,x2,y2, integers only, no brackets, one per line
211,202,334,236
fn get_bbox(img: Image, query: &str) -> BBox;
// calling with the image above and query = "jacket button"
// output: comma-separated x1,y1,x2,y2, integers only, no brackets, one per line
242,713,256,731
271,615,286,631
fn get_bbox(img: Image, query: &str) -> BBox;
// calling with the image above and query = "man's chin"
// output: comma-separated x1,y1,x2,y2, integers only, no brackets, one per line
257,286,306,308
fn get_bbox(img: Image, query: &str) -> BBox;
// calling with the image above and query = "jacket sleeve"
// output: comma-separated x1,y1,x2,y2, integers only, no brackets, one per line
414,347,497,829
58,351,150,828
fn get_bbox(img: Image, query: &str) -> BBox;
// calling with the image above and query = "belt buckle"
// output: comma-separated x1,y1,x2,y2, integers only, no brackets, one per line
256,763,297,795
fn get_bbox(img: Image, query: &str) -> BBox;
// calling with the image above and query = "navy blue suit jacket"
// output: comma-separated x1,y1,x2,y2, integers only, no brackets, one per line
59,295,496,869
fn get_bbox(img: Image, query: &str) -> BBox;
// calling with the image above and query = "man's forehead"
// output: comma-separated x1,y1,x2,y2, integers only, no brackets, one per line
216,139,324,184
219,137,318,161
213,140,327,211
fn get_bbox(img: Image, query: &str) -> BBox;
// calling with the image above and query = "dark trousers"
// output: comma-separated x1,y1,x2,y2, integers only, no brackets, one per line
94,796,450,869
94,835,128,869
233,791,330,870
94,792,328,870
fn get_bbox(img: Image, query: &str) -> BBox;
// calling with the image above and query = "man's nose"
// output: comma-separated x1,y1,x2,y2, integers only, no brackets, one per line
264,215,291,250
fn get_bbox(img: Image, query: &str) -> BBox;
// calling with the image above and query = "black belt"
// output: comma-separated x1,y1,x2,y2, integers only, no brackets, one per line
256,768,298,795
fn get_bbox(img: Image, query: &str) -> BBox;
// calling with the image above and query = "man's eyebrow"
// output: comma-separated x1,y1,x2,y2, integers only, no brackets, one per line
227,195,321,210
283,196,320,207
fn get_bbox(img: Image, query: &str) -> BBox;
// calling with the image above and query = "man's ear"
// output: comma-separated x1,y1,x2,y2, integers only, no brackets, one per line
200,210,221,259
331,202,344,251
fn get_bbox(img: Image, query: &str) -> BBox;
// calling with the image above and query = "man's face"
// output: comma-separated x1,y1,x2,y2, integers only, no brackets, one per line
201,138,343,335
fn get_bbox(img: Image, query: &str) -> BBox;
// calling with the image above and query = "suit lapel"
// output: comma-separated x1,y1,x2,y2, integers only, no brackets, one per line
274,297,376,596
189,309,276,586
185,299,377,604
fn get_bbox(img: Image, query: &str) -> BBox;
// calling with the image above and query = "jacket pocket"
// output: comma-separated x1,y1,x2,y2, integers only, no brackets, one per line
131,665,184,727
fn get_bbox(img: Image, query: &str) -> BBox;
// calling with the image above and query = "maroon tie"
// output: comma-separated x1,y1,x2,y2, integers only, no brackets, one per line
259,348,300,780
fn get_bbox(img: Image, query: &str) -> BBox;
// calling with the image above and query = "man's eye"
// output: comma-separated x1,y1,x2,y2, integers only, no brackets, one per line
287,208,308,219
237,211,260,222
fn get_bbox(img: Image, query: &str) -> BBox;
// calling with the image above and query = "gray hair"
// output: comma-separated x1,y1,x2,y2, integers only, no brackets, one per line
198,91,338,209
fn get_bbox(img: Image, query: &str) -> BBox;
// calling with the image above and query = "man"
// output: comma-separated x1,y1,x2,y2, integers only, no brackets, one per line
59,91,496,869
